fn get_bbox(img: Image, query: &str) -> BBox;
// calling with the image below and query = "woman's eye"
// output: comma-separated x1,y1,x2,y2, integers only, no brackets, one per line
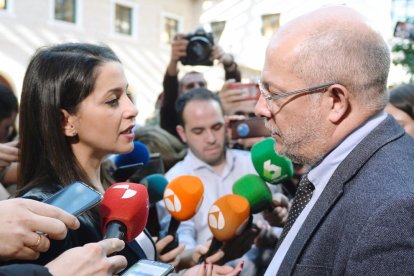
106,98,119,106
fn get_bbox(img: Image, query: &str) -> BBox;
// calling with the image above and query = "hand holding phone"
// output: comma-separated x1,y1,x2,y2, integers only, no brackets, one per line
229,117,271,139
121,259,174,276
43,181,103,217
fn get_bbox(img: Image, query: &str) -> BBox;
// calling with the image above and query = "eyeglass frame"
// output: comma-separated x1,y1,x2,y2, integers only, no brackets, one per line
258,80,336,107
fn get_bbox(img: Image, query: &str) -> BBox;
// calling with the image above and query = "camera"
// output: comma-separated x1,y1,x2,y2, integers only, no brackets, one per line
180,27,215,66
394,21,414,41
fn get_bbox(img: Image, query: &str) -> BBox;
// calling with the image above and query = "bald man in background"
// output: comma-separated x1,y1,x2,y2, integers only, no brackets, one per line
255,5,414,275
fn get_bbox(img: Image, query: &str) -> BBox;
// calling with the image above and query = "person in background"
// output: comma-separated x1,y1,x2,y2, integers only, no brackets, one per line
0,84,19,199
385,83,414,137
134,125,187,173
159,32,241,139
256,6,414,275
158,88,285,274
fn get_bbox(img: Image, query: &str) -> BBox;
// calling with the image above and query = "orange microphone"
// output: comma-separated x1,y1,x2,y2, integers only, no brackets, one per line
199,194,250,262
161,175,204,253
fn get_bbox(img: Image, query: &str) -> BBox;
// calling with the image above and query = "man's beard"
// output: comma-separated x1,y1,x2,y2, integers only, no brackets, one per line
265,110,328,166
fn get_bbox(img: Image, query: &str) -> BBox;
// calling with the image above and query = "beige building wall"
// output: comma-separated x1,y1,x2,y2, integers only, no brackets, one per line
0,0,202,124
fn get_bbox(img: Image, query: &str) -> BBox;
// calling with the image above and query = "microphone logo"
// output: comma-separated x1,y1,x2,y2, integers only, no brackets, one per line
208,205,225,230
263,160,281,181
113,184,138,199
164,188,182,212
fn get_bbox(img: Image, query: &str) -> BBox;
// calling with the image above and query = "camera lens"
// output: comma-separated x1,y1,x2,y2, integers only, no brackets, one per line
187,37,212,63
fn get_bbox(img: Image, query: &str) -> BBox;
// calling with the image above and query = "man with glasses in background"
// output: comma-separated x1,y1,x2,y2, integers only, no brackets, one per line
256,5,414,275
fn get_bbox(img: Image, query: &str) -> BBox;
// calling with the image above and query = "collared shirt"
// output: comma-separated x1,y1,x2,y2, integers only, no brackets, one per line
265,111,387,275
157,148,258,248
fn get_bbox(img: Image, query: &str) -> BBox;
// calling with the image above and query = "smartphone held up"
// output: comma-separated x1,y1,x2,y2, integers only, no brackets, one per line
42,181,102,217
229,117,271,139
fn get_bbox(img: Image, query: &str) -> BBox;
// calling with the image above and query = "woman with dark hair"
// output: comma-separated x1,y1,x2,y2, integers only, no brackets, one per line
13,42,142,267
385,83,414,137
10,42,243,276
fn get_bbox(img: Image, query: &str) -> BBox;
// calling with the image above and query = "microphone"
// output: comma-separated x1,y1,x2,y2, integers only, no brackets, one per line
112,141,150,182
199,194,250,262
251,137,294,184
100,182,149,242
161,175,204,254
141,174,168,204
140,174,169,237
232,174,273,214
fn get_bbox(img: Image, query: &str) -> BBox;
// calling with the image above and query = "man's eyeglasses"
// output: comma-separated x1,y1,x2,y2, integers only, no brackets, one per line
258,81,335,110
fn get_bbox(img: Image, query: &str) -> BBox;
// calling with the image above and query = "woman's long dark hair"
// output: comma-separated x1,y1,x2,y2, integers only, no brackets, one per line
17,43,120,193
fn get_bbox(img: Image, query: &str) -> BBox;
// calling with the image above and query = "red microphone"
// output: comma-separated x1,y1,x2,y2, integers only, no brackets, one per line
101,182,149,242
161,175,204,253
199,194,250,263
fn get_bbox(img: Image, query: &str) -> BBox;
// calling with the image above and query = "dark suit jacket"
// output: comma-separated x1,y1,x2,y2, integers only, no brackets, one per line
277,115,414,275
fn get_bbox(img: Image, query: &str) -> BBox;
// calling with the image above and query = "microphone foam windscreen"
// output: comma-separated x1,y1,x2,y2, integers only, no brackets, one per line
208,194,250,242
114,141,150,167
251,137,293,184
100,182,149,242
141,174,168,204
233,174,272,214
163,175,204,221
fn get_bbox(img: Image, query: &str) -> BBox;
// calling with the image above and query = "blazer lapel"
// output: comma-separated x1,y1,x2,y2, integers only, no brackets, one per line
277,115,405,275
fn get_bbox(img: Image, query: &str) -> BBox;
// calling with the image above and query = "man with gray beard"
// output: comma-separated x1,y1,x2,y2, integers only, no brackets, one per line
256,5,414,275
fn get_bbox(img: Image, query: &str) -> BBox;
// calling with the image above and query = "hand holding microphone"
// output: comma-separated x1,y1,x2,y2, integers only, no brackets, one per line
100,182,149,242
199,194,251,264
262,193,290,227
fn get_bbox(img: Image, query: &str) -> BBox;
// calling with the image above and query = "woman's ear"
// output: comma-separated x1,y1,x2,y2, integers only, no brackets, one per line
176,125,187,143
326,84,350,124
61,109,78,137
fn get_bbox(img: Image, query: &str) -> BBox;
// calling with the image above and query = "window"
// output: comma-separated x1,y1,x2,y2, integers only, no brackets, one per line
115,3,132,35
0,0,7,10
162,16,179,44
210,21,226,42
261,13,280,39
54,0,76,23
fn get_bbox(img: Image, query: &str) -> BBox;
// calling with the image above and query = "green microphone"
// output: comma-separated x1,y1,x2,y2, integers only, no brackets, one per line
251,137,293,184
232,174,272,214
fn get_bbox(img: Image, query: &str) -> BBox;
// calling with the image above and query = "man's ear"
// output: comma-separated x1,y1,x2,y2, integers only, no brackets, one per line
61,109,78,137
326,84,350,124
176,125,187,143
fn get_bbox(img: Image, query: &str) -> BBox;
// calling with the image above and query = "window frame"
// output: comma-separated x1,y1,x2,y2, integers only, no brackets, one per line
160,12,182,45
111,0,138,38
49,0,82,27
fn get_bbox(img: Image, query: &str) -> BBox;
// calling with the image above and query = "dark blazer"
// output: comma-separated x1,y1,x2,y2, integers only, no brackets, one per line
277,115,414,275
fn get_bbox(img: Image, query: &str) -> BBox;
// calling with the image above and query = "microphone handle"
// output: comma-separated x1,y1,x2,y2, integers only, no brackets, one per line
167,217,180,235
198,238,223,264
159,217,180,255
104,221,126,240
146,205,161,238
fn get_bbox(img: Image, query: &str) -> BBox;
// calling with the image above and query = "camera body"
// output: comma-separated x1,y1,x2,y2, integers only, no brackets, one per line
180,27,215,66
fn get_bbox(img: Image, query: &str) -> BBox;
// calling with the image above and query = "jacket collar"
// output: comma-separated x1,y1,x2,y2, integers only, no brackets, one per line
278,115,405,275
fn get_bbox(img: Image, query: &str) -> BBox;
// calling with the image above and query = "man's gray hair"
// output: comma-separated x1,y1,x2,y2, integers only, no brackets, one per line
292,24,390,111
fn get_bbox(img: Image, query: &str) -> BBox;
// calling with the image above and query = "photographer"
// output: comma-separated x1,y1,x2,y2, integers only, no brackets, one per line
160,30,241,139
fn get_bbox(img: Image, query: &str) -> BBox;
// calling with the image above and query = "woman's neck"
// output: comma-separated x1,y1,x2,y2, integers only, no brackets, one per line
72,147,105,193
